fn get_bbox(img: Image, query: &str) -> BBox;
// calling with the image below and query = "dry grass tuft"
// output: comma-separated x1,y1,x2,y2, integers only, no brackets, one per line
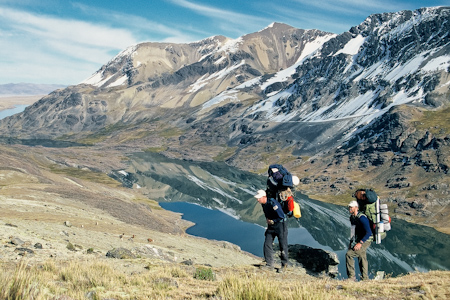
1,258,450,300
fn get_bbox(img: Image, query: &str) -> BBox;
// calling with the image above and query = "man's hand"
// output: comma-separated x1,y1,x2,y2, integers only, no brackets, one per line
353,242,362,251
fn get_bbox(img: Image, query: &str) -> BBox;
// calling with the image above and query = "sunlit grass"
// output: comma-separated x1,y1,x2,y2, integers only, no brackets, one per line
144,146,168,153
213,146,237,161
414,106,450,135
132,197,164,210
73,122,131,145
1,259,449,300
48,164,121,186
157,126,183,138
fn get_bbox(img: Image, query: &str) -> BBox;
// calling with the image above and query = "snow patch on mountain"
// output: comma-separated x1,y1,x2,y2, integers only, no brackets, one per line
249,86,299,122
261,22,276,31
260,65,296,91
335,35,366,56
297,34,336,62
385,55,427,82
202,90,239,109
81,45,137,86
82,72,112,87
259,34,336,91
108,75,128,87
191,60,246,94
236,77,262,89
305,91,380,122
218,37,243,54
422,55,450,72
353,50,448,84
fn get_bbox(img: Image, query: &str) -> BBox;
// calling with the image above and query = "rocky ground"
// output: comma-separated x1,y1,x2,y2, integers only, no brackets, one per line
1,143,343,288
0,143,267,273
0,98,261,270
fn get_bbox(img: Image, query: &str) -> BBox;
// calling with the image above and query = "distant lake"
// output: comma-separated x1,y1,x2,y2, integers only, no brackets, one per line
0,104,28,120
125,152,450,279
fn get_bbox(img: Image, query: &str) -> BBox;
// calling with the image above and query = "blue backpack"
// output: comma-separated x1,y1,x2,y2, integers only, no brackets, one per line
266,164,294,199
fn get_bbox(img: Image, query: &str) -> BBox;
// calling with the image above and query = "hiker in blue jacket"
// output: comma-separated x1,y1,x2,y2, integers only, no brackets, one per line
254,189,288,272
346,200,373,281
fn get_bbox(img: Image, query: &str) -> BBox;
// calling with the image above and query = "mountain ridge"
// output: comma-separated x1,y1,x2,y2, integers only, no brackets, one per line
0,83,66,97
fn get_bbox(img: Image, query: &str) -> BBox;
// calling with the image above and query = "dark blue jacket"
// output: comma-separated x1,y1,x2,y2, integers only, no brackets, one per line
350,213,373,243
261,197,286,222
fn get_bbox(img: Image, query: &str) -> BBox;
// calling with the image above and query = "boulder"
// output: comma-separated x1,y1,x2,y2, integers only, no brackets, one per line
106,247,136,259
288,244,340,278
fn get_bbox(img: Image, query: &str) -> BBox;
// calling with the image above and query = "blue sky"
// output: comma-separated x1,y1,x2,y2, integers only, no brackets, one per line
0,0,448,85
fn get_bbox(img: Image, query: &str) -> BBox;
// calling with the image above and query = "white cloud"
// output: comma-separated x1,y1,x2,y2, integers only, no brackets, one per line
72,2,198,43
266,5,351,32
169,0,271,34
290,0,400,15
0,7,136,49
0,6,139,84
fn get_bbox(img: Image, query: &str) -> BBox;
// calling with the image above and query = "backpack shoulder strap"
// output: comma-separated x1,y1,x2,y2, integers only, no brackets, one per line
357,212,367,219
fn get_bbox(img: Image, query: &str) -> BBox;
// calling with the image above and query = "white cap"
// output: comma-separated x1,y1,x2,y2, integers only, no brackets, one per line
292,175,300,186
348,200,359,207
254,190,266,199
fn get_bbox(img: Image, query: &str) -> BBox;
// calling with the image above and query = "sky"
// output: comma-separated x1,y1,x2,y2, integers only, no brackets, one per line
0,0,448,85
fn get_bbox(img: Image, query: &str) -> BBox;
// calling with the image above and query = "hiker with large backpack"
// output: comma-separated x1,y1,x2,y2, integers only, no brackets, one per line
254,189,288,272
353,189,391,244
346,200,373,281
265,164,301,269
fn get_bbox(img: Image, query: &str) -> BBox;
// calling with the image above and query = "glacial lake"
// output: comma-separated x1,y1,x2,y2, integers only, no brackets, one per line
123,152,450,279
0,104,28,120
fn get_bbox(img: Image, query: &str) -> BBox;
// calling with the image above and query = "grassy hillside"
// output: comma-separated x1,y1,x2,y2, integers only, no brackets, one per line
2,258,449,299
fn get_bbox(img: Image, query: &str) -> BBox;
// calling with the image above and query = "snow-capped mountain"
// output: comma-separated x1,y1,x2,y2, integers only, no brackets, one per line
0,7,448,170
249,6,449,128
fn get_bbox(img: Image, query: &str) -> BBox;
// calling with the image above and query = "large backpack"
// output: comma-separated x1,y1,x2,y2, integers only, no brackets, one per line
354,189,391,244
266,164,300,218
267,164,294,195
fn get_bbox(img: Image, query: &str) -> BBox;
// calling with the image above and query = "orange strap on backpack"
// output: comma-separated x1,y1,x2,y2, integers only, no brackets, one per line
287,196,294,212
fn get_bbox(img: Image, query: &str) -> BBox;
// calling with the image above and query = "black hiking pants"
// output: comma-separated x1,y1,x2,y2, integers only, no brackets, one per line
264,220,288,266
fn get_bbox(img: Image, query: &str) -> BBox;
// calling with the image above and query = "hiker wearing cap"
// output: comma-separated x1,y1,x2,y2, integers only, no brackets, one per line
346,200,373,281
254,189,288,271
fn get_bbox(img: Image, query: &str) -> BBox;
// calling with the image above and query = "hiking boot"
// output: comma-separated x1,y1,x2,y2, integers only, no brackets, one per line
260,265,274,271
281,263,291,269
278,263,290,273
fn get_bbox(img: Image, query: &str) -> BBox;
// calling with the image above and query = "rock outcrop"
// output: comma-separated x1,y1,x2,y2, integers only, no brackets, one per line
288,244,340,278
